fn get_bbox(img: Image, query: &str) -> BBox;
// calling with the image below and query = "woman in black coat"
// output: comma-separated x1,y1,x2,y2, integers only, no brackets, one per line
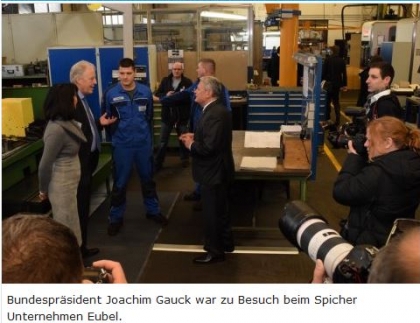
334,116,420,247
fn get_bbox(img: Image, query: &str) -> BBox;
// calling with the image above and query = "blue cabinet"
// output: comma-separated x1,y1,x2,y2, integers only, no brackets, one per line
48,46,153,119
48,47,100,117
247,88,326,131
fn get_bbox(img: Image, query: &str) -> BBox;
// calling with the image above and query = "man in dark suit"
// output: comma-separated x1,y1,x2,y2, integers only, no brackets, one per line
364,61,403,121
322,45,347,126
70,60,100,258
180,76,235,264
267,46,280,86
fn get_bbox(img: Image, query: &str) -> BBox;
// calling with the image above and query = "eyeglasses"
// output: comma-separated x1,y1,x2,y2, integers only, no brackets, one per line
172,68,182,71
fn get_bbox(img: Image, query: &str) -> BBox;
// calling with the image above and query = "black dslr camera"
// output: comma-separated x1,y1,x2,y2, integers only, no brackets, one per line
279,200,378,283
321,107,367,155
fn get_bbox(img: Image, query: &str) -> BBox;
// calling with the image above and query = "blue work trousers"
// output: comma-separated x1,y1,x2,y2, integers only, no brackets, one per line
109,145,160,224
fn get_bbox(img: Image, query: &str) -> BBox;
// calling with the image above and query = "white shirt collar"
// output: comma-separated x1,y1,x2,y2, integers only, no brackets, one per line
370,89,391,104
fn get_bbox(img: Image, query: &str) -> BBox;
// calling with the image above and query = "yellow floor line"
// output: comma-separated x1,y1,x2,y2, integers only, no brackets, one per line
323,144,342,172
322,109,349,172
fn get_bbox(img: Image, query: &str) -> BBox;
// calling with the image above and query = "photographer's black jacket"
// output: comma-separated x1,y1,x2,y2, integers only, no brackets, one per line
333,149,420,247
367,92,402,121
154,73,193,124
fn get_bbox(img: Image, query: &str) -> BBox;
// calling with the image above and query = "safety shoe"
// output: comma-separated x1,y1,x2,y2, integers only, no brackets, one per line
107,222,123,236
146,213,168,226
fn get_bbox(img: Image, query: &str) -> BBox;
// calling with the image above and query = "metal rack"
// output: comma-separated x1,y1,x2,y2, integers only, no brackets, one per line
293,52,325,180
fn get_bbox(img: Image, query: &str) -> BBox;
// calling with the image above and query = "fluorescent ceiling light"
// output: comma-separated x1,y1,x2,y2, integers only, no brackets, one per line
200,11,247,21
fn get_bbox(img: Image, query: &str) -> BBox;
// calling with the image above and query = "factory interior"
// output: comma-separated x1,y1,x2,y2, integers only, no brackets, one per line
2,3,420,283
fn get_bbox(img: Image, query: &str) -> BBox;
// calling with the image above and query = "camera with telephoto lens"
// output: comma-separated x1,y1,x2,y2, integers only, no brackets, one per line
83,267,110,284
279,200,378,283
322,107,368,155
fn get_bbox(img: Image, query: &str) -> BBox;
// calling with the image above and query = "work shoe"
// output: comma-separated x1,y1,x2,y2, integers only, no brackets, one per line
183,191,201,201
146,213,168,226
107,222,123,236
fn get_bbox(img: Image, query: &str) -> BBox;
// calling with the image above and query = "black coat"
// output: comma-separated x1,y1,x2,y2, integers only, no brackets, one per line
333,149,420,247
267,54,280,86
367,93,403,121
356,67,369,107
322,54,347,89
190,100,235,186
154,73,193,123
74,96,96,179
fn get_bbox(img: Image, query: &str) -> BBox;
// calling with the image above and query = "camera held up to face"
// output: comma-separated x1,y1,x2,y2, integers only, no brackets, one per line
321,107,367,155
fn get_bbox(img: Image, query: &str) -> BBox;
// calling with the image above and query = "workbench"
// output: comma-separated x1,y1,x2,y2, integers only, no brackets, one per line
232,131,311,201
2,140,113,218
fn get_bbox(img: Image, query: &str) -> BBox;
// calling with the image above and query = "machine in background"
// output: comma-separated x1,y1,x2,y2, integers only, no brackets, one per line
392,18,420,85
360,20,397,67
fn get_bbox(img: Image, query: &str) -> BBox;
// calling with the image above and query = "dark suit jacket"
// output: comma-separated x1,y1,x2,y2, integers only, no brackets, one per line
190,100,234,186
367,93,402,121
74,96,93,155
74,96,96,183
322,54,347,89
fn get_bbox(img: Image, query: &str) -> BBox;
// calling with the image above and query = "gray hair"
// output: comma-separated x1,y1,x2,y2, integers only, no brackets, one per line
200,76,222,99
69,60,95,84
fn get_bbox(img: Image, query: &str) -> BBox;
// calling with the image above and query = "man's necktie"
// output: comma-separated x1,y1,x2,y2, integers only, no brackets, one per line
364,96,372,116
82,97,101,152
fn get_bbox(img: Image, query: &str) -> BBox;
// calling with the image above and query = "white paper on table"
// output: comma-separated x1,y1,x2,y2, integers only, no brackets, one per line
280,125,302,133
244,131,281,148
240,156,277,172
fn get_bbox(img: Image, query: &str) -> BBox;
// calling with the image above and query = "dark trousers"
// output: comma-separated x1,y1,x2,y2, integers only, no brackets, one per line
201,183,233,256
77,149,99,250
325,88,341,125
155,120,189,167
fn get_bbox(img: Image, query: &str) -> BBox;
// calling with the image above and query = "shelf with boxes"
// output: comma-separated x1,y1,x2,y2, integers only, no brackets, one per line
2,74,49,88
2,61,49,88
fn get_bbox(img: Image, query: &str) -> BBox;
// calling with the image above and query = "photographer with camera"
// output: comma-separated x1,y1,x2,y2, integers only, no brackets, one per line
324,62,404,154
280,200,420,283
312,226,420,283
364,61,403,121
333,116,420,248
2,214,127,284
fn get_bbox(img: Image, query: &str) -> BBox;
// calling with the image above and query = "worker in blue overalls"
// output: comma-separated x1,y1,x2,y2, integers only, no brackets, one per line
100,58,167,236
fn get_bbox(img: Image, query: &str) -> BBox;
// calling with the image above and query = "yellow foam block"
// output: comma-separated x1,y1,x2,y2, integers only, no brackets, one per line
2,98,34,137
